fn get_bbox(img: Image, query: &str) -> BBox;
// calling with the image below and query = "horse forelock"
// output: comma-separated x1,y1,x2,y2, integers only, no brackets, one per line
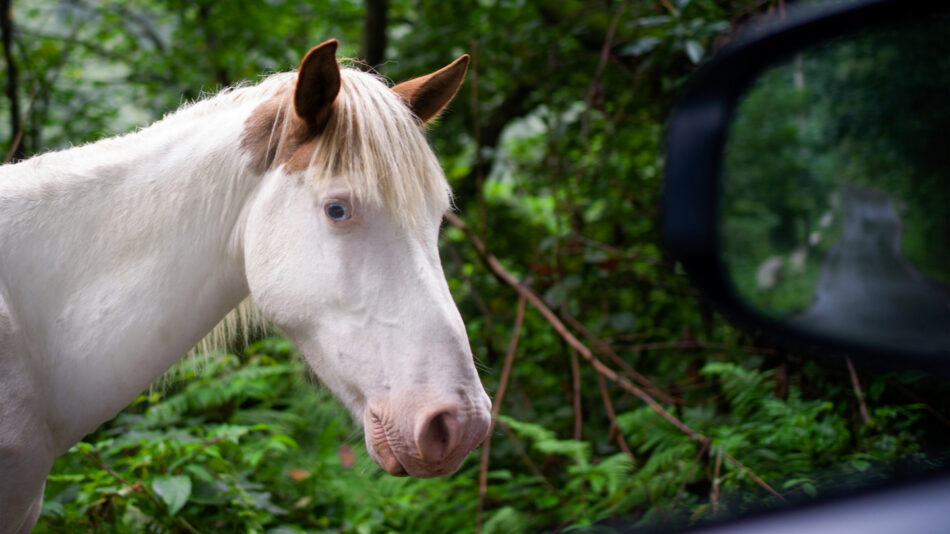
240,66,452,228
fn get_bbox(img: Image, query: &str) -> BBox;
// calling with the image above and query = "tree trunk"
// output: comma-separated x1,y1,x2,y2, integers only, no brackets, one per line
362,0,387,68
1,0,25,162
198,2,229,87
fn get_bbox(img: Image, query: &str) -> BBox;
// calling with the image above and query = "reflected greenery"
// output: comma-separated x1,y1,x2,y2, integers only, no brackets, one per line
722,16,950,324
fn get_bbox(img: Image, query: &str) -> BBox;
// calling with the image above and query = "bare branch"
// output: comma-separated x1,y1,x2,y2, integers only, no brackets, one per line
445,211,786,502
1,0,24,161
569,346,583,440
846,357,872,426
561,310,676,404
476,294,527,534
711,450,722,516
597,373,635,463
670,439,709,513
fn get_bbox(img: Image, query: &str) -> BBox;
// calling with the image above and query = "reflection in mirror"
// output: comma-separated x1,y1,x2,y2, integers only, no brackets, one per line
721,16,950,352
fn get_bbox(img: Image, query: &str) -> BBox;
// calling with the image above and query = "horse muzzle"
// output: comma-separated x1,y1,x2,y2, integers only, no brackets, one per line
364,393,492,478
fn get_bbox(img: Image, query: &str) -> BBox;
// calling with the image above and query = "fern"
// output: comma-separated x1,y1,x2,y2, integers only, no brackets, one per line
498,414,591,467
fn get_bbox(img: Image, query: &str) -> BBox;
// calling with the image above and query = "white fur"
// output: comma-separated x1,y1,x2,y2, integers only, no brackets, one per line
0,66,490,532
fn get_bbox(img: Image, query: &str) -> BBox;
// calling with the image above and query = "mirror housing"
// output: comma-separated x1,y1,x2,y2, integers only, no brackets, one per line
663,0,950,372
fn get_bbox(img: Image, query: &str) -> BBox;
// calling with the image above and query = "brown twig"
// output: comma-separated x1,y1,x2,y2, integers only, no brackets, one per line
614,339,777,356
443,238,495,333
711,450,723,517
597,373,635,463
469,38,488,239
445,213,692,433
846,357,872,426
720,450,784,501
445,212,785,502
4,7,87,164
476,294,527,534
79,448,200,534
497,420,559,494
581,0,627,138
3,78,39,164
574,234,655,263
79,448,138,488
561,310,676,404
889,379,950,430
569,346,583,441
670,439,710,514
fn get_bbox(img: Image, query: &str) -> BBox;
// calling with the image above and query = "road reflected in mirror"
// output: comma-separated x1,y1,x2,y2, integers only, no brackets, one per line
792,187,950,350
720,16,950,352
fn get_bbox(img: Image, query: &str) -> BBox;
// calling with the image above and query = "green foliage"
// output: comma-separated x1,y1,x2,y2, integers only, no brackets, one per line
37,340,483,533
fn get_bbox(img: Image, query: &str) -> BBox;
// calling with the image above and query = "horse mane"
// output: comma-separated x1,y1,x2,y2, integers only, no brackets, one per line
182,62,453,365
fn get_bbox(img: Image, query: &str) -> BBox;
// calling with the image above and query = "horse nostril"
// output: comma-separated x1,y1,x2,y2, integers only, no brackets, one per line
416,410,457,463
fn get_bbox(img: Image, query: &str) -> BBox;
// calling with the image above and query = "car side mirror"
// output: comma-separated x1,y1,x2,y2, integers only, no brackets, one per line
663,0,950,372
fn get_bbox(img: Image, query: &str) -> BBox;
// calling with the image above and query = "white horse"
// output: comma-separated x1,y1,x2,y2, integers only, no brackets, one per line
0,40,491,533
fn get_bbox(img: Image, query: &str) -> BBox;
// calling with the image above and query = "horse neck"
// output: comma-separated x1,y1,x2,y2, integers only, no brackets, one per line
0,99,262,450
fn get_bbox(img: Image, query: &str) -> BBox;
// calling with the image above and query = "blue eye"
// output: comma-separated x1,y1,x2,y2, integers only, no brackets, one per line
325,201,350,221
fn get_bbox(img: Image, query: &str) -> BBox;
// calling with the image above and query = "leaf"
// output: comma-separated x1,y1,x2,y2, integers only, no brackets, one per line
621,36,661,56
152,475,191,516
636,15,672,27
685,40,705,64
249,491,287,514
609,312,637,332
536,494,559,509
184,464,215,483
40,500,66,519
488,469,512,481
802,482,817,497
483,506,526,534
47,474,86,483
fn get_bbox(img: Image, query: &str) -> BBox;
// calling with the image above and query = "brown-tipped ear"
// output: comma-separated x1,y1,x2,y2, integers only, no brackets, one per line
295,39,341,132
392,55,469,123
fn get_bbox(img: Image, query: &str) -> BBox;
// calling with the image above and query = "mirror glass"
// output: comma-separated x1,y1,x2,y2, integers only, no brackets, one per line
721,16,950,352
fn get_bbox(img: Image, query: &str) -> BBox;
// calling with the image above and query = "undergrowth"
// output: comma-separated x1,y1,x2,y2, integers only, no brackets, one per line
34,337,940,533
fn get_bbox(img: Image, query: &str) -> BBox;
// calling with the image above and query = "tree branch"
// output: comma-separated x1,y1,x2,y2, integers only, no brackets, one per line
569,346,583,441
560,310,676,404
79,448,200,534
361,0,387,68
1,0,24,161
597,373,635,463
846,357,872,426
476,294,527,534
445,211,786,502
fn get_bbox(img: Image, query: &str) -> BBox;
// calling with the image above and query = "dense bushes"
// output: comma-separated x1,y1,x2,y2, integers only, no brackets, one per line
36,338,940,532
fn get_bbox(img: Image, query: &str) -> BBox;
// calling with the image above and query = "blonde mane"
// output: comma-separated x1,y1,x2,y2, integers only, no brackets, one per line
186,63,453,363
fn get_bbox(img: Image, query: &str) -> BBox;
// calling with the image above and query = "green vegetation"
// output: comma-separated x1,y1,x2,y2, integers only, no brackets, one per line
4,1,949,532
35,339,936,533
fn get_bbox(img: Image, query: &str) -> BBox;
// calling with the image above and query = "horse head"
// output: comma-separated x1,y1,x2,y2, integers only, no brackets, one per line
240,40,491,477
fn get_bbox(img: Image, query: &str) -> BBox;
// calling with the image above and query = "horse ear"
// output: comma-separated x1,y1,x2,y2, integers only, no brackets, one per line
392,55,470,123
295,39,341,132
